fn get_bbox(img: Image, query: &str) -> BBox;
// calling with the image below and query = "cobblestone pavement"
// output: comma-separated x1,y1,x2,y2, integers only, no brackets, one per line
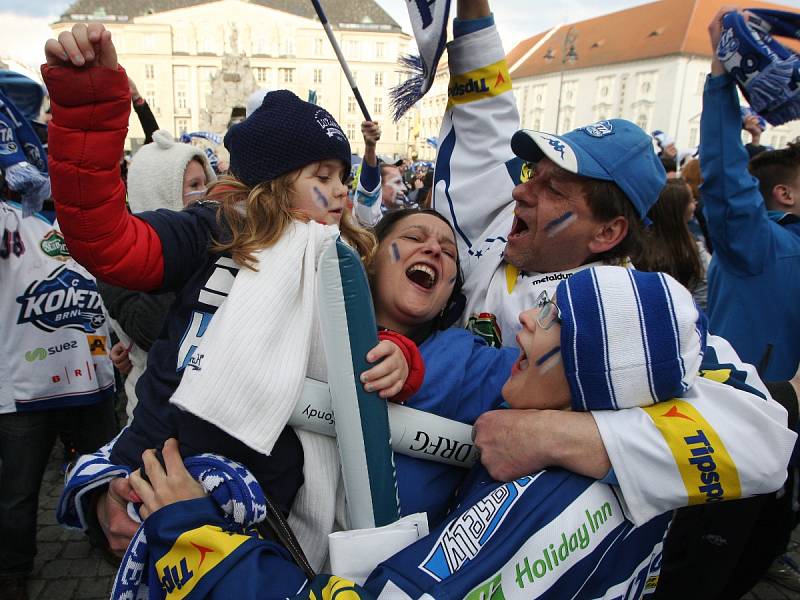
24,441,800,599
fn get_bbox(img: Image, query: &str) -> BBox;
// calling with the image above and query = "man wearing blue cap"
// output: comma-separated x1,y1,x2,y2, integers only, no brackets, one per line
433,0,794,530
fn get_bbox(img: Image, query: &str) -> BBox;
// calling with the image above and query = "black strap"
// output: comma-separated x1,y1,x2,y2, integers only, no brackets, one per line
256,491,317,582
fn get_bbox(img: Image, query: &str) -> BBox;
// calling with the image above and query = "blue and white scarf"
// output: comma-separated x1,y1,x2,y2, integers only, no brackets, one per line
110,453,267,600
0,90,49,216
718,9,800,126
389,0,452,121
57,438,267,600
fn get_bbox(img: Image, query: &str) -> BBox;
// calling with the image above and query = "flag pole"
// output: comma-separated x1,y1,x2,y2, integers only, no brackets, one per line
309,0,373,122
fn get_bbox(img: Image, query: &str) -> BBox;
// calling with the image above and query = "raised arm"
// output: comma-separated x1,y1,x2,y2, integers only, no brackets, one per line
43,24,165,290
433,1,520,262
352,120,384,227
699,9,773,276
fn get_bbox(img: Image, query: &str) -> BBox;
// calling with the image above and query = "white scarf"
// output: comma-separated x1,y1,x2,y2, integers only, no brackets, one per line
171,220,345,569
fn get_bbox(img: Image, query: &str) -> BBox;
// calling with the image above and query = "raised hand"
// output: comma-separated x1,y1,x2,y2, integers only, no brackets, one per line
44,22,117,69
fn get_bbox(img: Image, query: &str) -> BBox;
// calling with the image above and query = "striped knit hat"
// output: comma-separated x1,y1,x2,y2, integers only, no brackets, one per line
557,266,707,412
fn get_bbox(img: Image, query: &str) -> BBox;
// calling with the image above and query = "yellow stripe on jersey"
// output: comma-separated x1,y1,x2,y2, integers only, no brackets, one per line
447,60,512,109
642,399,741,505
505,263,519,294
698,368,732,385
155,525,250,599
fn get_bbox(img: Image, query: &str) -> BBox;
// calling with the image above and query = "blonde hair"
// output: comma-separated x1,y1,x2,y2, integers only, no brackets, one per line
209,172,376,269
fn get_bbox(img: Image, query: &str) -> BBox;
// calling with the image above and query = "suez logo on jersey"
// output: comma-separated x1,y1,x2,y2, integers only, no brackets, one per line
447,59,512,108
419,475,534,581
643,400,742,504
16,265,106,333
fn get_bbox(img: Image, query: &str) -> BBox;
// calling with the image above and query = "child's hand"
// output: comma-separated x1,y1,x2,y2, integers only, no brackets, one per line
45,22,118,69
361,340,409,400
361,121,381,148
109,341,132,376
129,438,206,519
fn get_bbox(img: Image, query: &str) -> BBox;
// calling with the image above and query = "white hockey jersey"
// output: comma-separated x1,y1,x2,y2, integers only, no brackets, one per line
432,24,796,525
0,201,114,414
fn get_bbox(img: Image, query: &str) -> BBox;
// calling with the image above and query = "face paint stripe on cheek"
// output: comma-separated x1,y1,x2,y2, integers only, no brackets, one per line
545,212,578,238
312,186,329,208
390,242,401,262
535,345,562,375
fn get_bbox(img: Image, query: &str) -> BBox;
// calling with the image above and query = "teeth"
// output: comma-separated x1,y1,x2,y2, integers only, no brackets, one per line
409,264,436,282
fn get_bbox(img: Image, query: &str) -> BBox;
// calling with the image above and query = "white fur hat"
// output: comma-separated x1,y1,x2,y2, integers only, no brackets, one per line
127,129,216,213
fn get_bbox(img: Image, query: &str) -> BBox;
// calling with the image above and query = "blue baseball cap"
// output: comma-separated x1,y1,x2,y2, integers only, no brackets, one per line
510,119,666,225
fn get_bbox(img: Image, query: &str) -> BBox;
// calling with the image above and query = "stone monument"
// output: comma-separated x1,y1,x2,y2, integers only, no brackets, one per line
199,23,259,135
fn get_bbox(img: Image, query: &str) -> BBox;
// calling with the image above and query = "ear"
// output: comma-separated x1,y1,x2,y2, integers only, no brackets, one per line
771,184,795,209
587,216,629,255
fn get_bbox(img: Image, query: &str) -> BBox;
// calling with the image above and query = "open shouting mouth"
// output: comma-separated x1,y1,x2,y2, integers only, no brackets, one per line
406,263,438,290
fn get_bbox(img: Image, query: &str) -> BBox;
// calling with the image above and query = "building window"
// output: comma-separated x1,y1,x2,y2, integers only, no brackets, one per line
636,114,648,130
533,118,541,130
346,40,360,59
375,42,384,58
313,69,323,84
314,38,324,56
279,68,294,83
374,97,382,114
255,67,269,83
145,64,155,79
145,90,157,109
395,124,402,141
600,86,609,97
689,127,699,147
374,72,383,87
281,38,294,56
176,90,187,109
641,81,651,94
347,96,356,113
565,90,573,101
346,122,357,140
175,118,189,134
144,34,155,50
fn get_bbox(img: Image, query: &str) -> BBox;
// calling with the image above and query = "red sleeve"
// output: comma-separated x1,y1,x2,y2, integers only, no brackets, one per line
41,63,164,291
377,330,425,403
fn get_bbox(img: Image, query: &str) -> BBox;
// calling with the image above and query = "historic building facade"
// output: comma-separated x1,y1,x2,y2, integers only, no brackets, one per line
51,0,413,156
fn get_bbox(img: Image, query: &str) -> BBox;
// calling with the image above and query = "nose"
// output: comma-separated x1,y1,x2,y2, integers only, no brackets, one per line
511,180,536,206
422,237,442,256
329,179,348,204
518,308,539,330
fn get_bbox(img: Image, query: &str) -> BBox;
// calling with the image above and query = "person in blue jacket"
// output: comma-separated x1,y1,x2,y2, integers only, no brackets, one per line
701,22,800,383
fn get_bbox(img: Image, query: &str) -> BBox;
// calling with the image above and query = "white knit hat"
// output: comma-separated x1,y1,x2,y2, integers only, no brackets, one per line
127,129,216,213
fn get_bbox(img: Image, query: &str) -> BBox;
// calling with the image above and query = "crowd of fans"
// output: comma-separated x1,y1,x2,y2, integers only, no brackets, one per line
1,1,799,599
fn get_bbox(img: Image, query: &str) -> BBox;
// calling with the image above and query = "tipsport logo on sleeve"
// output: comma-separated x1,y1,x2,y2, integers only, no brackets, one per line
16,265,106,333
642,399,742,505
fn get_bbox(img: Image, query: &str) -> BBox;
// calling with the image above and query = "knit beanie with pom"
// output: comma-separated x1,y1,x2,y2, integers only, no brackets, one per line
127,129,216,213
225,90,350,187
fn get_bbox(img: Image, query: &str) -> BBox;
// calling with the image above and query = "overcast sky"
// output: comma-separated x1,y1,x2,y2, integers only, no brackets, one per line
1,0,797,70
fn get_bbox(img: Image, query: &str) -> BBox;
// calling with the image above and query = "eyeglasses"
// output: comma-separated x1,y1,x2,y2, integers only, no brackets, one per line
534,290,562,330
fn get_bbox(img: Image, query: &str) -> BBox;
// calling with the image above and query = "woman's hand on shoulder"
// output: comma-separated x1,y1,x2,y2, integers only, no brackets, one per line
45,22,117,69
361,339,409,401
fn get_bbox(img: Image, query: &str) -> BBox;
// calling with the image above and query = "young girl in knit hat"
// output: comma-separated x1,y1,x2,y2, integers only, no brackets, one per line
42,22,422,566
